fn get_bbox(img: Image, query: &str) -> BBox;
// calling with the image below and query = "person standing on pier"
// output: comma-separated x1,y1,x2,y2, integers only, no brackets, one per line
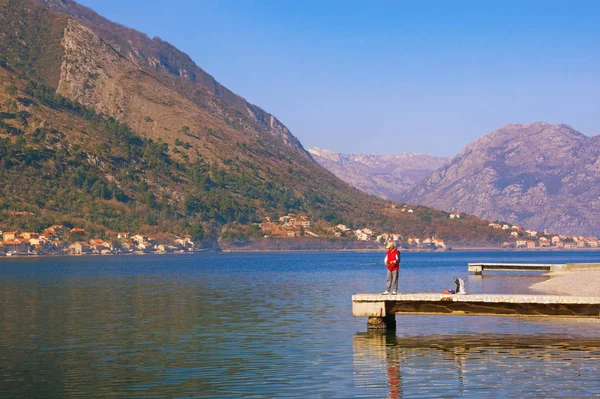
383,242,400,295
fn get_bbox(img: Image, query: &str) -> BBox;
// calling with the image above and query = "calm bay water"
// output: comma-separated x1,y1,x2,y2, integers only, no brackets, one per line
1,250,599,398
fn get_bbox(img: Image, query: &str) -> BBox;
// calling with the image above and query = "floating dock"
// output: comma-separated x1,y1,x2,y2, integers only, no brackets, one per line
467,262,600,275
352,293,600,329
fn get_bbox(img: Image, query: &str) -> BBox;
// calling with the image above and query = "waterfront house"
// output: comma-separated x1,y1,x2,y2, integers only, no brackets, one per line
3,240,29,253
296,219,311,228
515,239,528,248
136,242,153,252
278,215,293,223
42,225,66,237
2,231,17,241
335,224,350,232
432,239,446,249
120,240,135,252
174,236,194,249
132,234,147,244
407,237,420,246
89,239,109,253
70,242,91,254
355,229,371,241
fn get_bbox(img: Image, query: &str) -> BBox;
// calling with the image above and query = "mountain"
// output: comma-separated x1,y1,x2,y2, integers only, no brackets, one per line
406,122,600,237
0,0,511,246
308,148,449,201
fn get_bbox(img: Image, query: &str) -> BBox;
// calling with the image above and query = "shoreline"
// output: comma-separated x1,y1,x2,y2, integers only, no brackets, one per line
529,269,600,297
3,246,600,258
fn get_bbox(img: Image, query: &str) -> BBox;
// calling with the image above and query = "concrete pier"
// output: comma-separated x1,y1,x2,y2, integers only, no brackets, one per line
468,263,563,274
352,293,600,330
467,262,600,275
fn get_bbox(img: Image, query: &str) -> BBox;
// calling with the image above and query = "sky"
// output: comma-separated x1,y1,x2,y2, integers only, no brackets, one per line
75,0,599,157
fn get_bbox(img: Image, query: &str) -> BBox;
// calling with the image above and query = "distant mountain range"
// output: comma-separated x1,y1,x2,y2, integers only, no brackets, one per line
308,148,448,201
312,123,600,237
407,122,600,237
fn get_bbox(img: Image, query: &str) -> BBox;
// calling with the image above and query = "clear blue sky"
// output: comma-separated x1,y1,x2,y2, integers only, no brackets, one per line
76,0,599,157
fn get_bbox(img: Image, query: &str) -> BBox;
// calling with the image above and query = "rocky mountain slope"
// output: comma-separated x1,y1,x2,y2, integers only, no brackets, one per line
406,122,600,236
308,148,448,201
0,0,513,245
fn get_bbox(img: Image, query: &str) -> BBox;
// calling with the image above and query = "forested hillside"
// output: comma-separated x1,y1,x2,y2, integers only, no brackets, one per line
0,0,513,246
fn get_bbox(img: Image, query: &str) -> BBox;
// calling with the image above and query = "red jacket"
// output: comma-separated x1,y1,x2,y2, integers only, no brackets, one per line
384,248,400,271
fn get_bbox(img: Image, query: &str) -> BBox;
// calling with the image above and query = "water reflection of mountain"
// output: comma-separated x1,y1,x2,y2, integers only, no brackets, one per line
353,332,600,399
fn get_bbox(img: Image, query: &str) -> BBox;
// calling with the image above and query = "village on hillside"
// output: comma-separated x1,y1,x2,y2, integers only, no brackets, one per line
0,225,195,256
488,222,600,249
1,206,599,256
259,211,600,250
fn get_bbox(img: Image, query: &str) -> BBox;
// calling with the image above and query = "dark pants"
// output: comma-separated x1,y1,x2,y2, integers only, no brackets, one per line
385,269,398,292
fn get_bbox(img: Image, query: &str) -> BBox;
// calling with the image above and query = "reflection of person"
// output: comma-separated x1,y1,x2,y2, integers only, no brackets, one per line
383,242,400,294
386,349,402,399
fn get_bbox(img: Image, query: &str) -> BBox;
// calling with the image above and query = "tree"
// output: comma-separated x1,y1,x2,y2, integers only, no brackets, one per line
6,85,17,96
3,99,17,112
189,223,204,241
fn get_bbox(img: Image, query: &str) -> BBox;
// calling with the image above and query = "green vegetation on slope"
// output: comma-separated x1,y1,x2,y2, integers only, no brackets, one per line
0,0,514,246
0,66,511,245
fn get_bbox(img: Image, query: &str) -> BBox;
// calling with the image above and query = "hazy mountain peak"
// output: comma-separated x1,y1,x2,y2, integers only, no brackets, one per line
308,147,449,201
308,147,343,163
407,122,600,236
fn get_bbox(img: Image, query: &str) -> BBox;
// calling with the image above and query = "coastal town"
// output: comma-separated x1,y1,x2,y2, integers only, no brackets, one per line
488,222,600,249
3,209,598,256
260,212,600,250
0,226,195,256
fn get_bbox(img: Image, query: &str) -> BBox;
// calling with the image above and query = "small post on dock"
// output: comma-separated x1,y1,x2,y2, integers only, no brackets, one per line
367,315,396,330
467,264,483,275
352,297,397,330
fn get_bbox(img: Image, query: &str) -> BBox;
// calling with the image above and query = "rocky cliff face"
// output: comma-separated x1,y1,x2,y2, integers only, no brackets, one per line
34,0,307,157
406,122,600,236
308,148,449,201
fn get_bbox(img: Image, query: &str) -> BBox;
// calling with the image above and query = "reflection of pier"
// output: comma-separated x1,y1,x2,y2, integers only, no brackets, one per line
353,332,600,398
353,332,403,399
353,293,600,329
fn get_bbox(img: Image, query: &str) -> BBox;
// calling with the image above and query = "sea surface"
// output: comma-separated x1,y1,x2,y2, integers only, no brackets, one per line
1,250,599,398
